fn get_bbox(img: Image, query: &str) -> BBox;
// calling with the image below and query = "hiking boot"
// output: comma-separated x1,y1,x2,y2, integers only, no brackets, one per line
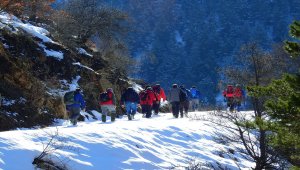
111,112,116,122
128,114,132,120
102,114,106,122
132,114,135,119
71,119,77,125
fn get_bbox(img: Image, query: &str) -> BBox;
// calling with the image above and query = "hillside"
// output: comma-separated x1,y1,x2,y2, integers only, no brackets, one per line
111,0,300,103
0,13,129,131
0,111,255,170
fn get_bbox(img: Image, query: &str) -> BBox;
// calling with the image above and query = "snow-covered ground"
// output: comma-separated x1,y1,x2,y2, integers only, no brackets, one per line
0,111,255,170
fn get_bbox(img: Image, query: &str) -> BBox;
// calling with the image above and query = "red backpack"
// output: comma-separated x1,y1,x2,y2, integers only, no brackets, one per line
227,85,234,94
225,85,234,97
234,87,242,97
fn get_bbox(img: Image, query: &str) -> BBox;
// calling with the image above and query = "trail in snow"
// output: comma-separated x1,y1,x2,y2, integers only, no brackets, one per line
0,111,255,170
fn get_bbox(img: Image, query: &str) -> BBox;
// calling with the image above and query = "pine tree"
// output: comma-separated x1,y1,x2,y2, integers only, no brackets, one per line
250,20,300,167
269,21,300,167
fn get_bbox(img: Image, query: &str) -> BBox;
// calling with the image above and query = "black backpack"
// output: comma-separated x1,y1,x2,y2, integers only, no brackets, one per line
153,86,161,95
141,92,149,101
99,92,110,102
179,89,188,102
64,91,75,105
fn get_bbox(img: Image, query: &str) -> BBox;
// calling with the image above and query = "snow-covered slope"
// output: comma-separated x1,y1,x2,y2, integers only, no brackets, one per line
0,111,254,170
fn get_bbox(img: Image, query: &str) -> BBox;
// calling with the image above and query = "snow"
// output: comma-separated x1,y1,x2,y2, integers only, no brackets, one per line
130,81,143,93
0,13,53,43
1,97,26,106
72,62,99,75
0,111,255,170
39,43,64,60
77,48,93,57
0,13,64,60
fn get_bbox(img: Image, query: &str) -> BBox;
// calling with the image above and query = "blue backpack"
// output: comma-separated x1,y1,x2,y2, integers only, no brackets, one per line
190,89,197,98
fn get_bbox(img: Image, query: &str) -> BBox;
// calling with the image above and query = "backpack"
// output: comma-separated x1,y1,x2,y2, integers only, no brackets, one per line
179,89,188,102
64,91,75,105
190,89,197,98
141,92,149,101
234,88,242,97
99,92,110,102
226,86,234,94
153,86,161,95
186,89,192,99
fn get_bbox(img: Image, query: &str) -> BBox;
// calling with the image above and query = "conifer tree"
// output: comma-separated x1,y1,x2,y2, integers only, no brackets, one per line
268,21,300,167
249,20,300,168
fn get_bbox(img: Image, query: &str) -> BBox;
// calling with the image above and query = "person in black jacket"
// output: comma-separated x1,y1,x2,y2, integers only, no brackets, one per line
179,85,190,118
121,87,140,120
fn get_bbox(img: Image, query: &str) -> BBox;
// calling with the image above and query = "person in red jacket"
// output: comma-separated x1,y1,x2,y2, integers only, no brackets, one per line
233,84,245,112
223,85,235,112
152,84,166,115
140,86,158,118
99,88,116,122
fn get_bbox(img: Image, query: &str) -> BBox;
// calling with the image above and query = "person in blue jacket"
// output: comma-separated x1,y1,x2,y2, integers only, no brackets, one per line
121,87,140,120
66,88,86,125
190,86,201,111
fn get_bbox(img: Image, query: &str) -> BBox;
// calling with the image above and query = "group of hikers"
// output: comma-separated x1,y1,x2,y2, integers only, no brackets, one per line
64,83,244,125
222,84,245,112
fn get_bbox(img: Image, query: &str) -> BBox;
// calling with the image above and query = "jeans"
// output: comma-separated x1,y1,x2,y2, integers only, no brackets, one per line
125,102,137,115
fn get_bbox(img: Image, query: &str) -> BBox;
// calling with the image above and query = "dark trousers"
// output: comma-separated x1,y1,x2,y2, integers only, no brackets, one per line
226,97,235,112
171,101,180,118
142,104,152,118
69,107,81,125
152,102,160,114
180,100,189,117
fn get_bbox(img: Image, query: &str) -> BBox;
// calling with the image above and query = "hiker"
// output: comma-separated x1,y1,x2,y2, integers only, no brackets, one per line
190,86,201,111
64,88,86,125
167,84,181,118
223,85,235,112
233,84,245,112
179,85,190,118
139,86,157,118
152,84,166,115
121,87,140,120
99,88,116,122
